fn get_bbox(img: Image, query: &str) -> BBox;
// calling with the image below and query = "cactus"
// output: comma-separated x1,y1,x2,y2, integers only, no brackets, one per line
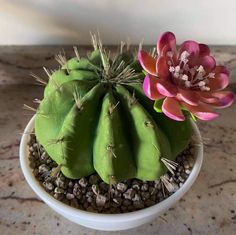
35,41,192,184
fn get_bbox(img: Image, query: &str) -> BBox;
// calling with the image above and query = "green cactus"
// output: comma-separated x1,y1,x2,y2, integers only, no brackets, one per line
35,44,192,184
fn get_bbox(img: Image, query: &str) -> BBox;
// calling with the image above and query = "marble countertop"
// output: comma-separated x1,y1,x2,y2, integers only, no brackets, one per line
0,46,235,235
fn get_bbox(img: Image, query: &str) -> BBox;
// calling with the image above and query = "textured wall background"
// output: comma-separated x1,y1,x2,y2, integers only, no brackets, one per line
0,0,236,45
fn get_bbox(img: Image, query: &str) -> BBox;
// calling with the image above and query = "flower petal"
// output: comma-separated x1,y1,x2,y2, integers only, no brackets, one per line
213,65,230,76
162,97,185,121
143,75,164,100
156,79,178,97
199,55,216,72
179,40,200,57
177,89,199,106
156,56,169,79
208,73,229,91
157,32,176,55
208,91,234,108
198,92,219,103
182,103,219,121
199,44,210,56
138,50,157,76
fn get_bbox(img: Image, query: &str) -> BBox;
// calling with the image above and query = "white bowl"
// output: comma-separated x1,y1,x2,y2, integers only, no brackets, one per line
20,116,203,231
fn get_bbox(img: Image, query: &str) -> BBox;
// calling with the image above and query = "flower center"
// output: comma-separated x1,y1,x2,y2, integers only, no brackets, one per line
167,50,215,91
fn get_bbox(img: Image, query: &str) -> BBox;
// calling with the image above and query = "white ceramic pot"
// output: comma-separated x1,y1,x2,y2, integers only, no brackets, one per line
20,116,203,231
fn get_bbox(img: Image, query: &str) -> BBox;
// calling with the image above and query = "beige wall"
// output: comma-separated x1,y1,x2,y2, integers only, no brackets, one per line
0,0,236,45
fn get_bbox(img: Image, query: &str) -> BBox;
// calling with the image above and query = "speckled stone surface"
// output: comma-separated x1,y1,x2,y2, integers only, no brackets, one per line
0,46,235,235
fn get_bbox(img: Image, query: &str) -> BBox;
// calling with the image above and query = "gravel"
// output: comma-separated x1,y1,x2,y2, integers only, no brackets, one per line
28,133,196,214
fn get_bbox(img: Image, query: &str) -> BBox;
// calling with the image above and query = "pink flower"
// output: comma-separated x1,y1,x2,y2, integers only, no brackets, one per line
138,32,234,121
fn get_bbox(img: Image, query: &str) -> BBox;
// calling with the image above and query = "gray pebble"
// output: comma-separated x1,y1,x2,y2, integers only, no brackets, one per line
86,191,93,198
132,193,141,202
141,183,149,191
92,184,99,195
96,194,107,207
87,197,93,203
116,183,127,192
40,152,48,161
66,193,75,200
133,201,144,209
123,188,135,200
70,198,79,208
43,181,54,191
54,187,64,194
123,199,131,206
38,164,50,174
55,175,66,189
185,169,191,175
54,193,64,200
78,177,88,187
89,175,100,185
99,182,109,191
141,192,150,201
132,184,140,190
68,181,74,188
113,198,122,205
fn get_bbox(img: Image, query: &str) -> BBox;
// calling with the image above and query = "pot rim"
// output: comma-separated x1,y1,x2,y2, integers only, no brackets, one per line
20,115,203,222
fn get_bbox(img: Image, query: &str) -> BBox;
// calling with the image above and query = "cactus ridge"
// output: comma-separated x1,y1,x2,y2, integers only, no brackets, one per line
35,46,192,184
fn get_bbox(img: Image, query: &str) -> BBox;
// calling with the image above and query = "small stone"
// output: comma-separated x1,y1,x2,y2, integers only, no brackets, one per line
114,190,121,198
132,193,141,202
127,205,134,211
141,192,150,201
149,187,157,195
133,201,144,209
113,198,122,205
68,181,74,188
99,182,109,191
157,191,163,199
87,197,93,203
89,175,100,185
141,183,149,191
183,161,189,169
132,184,140,190
66,193,75,200
70,198,79,208
54,187,64,194
55,175,67,189
83,202,89,209
123,188,135,200
116,183,127,192
54,193,64,200
86,191,93,198
92,184,99,195
78,177,88,187
43,181,54,191
179,176,185,183
150,195,156,201
38,164,50,174
40,152,49,161
177,166,184,172
154,180,161,189
96,194,107,207
185,169,191,175
123,199,131,206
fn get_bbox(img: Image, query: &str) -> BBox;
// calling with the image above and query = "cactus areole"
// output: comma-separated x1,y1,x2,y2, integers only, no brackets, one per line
35,43,193,184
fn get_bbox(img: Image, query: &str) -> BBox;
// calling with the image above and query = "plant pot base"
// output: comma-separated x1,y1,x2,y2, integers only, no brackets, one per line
20,116,203,231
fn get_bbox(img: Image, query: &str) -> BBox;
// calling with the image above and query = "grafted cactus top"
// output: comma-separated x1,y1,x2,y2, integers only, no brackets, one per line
35,48,192,184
